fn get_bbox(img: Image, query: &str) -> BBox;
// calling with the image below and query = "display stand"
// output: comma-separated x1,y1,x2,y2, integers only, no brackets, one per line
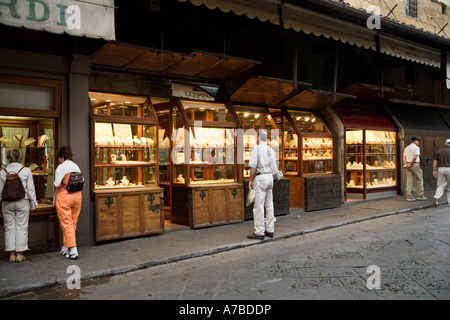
90,92,164,241
277,109,336,209
345,129,398,199
155,98,244,229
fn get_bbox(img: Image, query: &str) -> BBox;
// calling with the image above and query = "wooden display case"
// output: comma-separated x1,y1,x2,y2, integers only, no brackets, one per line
90,92,164,241
345,129,398,199
155,98,244,229
275,109,335,208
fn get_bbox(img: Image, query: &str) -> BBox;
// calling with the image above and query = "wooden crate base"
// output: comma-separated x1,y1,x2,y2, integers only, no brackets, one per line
172,183,244,229
95,187,164,241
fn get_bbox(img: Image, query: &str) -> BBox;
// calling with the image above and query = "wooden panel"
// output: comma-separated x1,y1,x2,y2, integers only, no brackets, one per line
127,51,185,73
96,195,119,241
286,176,304,209
228,187,244,222
230,76,294,106
95,187,164,242
122,194,141,236
211,189,227,225
143,191,164,232
92,43,145,68
304,175,341,211
283,89,349,110
192,188,210,227
244,179,290,220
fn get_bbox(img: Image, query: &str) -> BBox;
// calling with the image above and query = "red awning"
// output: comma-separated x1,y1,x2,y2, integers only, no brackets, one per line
333,103,398,131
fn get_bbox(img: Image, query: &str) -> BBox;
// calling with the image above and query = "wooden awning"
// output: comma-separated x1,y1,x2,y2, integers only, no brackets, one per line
91,43,259,83
230,76,352,109
229,76,295,105
282,88,351,109
338,83,399,103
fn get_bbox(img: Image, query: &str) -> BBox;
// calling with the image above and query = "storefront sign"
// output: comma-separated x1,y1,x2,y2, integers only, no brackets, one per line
172,83,215,101
0,0,115,40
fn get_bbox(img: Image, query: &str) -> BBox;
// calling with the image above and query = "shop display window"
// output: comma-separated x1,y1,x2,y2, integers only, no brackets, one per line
282,109,334,176
346,129,397,193
170,99,239,185
90,92,159,189
0,117,55,210
234,106,281,178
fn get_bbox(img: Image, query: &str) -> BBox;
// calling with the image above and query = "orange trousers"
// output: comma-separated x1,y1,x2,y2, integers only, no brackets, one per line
55,188,82,248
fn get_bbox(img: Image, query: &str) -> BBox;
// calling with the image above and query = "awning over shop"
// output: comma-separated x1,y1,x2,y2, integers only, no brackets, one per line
378,35,441,68
338,83,399,103
229,76,295,105
179,0,376,50
0,0,116,40
230,76,352,109
179,0,445,68
91,43,259,83
333,103,398,131
386,102,450,132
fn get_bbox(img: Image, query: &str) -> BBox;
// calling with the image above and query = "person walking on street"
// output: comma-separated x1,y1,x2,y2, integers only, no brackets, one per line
0,148,37,262
432,139,450,207
403,137,427,201
247,130,278,240
54,146,82,260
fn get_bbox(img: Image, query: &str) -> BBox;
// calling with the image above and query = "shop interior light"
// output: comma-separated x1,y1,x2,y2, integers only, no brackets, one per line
255,114,259,118
305,117,310,121
296,116,301,120
244,113,249,117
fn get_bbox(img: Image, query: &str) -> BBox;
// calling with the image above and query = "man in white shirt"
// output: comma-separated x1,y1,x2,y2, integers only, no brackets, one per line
403,137,426,201
248,130,278,240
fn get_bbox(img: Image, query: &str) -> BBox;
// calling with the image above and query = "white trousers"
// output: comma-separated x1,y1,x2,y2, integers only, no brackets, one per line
2,199,30,252
434,167,450,206
253,174,275,236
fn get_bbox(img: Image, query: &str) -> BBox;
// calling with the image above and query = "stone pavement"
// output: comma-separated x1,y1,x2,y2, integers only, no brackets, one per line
0,191,446,298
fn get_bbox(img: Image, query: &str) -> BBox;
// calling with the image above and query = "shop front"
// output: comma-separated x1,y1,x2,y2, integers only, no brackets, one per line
332,102,400,200
0,48,74,249
233,105,290,219
385,102,450,193
230,76,344,211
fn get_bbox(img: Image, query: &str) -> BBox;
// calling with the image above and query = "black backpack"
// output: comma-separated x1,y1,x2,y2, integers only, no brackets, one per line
2,167,26,201
61,172,85,192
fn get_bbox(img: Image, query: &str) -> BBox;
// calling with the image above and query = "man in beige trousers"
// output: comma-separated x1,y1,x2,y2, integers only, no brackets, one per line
403,137,427,201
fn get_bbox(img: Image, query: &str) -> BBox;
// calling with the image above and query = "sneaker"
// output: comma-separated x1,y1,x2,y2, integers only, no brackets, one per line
406,196,416,202
416,196,427,201
433,198,438,207
68,248,78,260
68,253,78,260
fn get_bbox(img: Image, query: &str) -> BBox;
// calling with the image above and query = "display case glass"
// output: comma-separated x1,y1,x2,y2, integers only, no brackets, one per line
0,117,55,210
90,92,159,190
345,129,397,192
171,99,238,185
282,109,334,176
234,106,281,178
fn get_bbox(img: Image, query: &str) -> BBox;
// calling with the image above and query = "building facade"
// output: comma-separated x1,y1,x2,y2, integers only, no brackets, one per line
0,0,449,249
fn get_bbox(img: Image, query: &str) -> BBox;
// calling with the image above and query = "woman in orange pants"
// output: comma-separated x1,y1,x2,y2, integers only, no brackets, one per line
54,146,82,260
